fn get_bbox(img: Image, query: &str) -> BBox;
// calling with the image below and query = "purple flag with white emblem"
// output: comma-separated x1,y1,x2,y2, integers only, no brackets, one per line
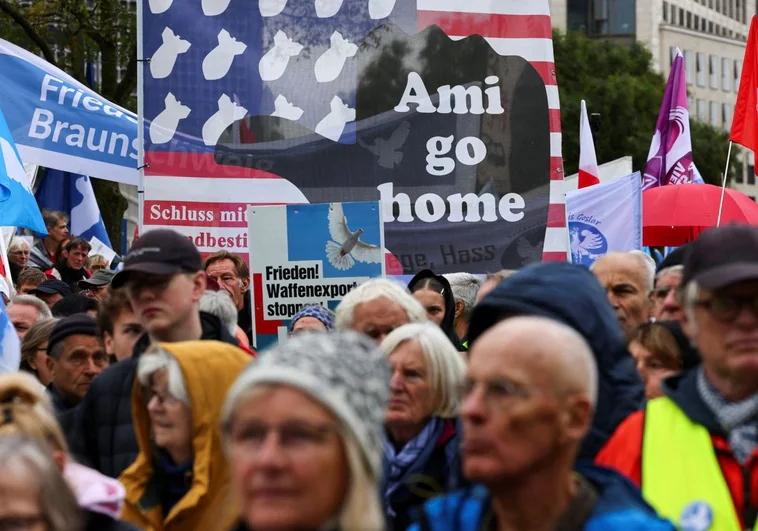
642,49,694,190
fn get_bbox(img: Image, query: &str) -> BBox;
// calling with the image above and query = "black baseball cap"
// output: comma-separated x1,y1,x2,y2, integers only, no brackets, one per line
30,280,72,297
111,229,202,289
656,243,691,273
78,269,116,290
683,224,758,290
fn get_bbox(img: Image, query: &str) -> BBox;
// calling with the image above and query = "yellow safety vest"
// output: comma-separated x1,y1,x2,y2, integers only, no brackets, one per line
642,396,742,531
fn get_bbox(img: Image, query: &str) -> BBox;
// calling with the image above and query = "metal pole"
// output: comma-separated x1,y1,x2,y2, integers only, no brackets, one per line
717,141,733,227
136,0,145,236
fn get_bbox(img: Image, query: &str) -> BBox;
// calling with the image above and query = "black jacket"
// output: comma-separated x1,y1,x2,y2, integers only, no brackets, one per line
48,384,76,416
238,291,253,344
65,311,239,478
408,270,464,351
468,262,644,461
86,510,141,531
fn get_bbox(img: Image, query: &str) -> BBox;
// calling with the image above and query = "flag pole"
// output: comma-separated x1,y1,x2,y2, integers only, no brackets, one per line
0,230,13,296
717,141,733,227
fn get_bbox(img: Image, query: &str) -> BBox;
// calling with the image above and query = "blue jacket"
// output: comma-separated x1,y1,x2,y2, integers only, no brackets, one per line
467,262,644,460
408,465,675,531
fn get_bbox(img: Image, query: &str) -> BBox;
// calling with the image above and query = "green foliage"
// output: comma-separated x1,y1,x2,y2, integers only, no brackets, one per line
554,30,736,186
0,0,134,249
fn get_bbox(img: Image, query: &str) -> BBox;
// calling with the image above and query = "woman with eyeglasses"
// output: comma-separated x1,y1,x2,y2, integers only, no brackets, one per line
221,332,389,531
119,340,250,531
20,318,58,388
379,323,467,530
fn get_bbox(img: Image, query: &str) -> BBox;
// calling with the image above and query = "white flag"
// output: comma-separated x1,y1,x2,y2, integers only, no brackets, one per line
566,171,642,267
579,100,600,188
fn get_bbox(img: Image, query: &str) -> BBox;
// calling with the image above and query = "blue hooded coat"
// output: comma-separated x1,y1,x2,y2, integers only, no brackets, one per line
466,262,644,460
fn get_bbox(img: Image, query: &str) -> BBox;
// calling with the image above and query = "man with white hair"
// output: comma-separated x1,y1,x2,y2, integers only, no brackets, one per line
597,225,758,531
336,278,426,344
443,273,482,349
650,265,684,323
591,251,655,337
411,316,673,530
7,295,52,340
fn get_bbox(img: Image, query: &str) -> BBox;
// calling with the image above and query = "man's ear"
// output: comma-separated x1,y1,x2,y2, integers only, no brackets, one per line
103,331,115,356
454,300,465,319
561,394,593,444
45,355,56,379
241,276,250,294
193,271,208,301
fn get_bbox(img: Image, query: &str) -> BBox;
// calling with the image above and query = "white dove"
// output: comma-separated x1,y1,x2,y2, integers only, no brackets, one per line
570,227,604,263
358,122,410,169
326,203,382,271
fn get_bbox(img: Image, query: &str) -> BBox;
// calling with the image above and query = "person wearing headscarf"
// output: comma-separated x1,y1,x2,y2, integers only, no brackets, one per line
408,270,464,350
221,331,389,530
287,304,336,335
119,341,250,531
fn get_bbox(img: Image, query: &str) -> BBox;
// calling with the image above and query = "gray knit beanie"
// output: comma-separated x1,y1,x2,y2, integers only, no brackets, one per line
222,331,390,475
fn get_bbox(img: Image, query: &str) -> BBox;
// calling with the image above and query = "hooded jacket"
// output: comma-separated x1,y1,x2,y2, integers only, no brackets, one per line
119,340,251,531
467,262,644,460
409,465,675,531
408,270,464,350
64,311,239,478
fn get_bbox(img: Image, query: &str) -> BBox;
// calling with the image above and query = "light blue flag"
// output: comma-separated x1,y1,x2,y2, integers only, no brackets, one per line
0,38,137,185
0,108,47,234
566,172,643,268
0,297,20,374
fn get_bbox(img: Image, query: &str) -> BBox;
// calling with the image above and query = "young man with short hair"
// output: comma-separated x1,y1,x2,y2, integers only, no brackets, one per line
96,288,143,362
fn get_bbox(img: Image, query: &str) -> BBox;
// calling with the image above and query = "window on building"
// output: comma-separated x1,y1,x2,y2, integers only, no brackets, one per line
685,50,695,85
735,60,742,92
567,0,590,31
696,53,706,87
709,0,713,8
679,7,684,25
697,99,707,121
710,55,719,88
716,0,720,12
749,171,756,185
663,1,668,21
686,11,692,28
723,57,732,90
589,0,636,35
709,21,714,33
710,101,720,127
694,14,699,29
723,103,733,130
737,165,747,183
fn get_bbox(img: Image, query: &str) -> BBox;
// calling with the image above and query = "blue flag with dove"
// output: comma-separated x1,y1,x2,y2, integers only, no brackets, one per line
0,298,20,374
0,109,47,234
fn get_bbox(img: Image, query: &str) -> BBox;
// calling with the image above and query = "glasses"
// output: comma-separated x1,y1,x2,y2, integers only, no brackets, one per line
696,294,758,323
229,420,339,456
142,388,182,407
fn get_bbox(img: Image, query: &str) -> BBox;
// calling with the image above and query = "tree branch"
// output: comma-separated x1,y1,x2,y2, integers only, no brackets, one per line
112,47,136,106
0,0,58,65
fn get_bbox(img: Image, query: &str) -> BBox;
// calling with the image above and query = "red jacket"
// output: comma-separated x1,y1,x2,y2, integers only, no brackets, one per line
596,371,758,529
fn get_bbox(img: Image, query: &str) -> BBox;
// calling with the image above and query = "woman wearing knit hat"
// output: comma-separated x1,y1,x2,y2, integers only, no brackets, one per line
287,304,336,335
222,331,389,530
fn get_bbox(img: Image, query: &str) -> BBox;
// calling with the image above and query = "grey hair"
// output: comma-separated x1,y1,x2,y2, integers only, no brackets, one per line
335,278,427,330
682,280,700,335
591,251,656,292
655,264,685,285
199,290,238,336
8,237,30,253
137,346,190,406
443,273,482,322
9,295,53,320
0,435,83,531
380,323,466,417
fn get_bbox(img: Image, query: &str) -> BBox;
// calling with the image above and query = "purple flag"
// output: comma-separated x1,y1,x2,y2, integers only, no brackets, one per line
643,49,694,190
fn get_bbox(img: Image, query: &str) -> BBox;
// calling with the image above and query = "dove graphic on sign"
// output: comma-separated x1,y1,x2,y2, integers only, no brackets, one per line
326,203,382,271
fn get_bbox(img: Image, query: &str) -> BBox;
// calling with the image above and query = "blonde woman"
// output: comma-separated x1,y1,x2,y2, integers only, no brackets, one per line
221,332,389,530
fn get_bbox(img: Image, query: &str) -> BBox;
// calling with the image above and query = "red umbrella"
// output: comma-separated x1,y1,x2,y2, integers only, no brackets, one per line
643,184,758,246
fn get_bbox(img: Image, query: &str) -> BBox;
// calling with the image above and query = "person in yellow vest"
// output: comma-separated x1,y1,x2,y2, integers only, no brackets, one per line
597,224,758,531
119,340,250,531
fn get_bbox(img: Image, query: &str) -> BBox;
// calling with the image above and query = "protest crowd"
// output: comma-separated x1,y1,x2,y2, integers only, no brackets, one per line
1,214,757,531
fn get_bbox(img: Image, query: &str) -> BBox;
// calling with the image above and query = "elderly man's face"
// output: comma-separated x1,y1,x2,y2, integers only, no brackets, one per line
650,270,684,322
352,296,409,344
206,258,249,311
687,280,758,394
460,327,584,484
592,256,650,335
7,304,40,340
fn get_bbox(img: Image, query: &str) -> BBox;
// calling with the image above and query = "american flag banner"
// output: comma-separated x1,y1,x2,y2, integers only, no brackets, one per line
139,0,568,272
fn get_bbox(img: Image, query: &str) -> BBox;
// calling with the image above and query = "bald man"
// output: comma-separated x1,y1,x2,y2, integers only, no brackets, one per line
410,317,674,531
591,251,655,336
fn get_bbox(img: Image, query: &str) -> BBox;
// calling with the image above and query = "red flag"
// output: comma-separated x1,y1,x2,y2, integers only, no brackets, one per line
579,100,600,188
730,16,758,151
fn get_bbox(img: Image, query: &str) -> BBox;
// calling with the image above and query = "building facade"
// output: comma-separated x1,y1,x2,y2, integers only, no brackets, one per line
550,0,758,199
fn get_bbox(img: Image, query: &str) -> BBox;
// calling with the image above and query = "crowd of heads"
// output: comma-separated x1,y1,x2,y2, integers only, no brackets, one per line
2,216,757,530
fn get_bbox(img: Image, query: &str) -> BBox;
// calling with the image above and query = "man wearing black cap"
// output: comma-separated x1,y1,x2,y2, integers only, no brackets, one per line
597,225,758,531
29,279,72,309
78,269,116,302
66,229,239,478
46,315,108,416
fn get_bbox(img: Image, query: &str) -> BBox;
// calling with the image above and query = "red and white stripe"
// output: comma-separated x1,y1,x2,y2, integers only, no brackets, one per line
579,100,600,189
418,0,567,261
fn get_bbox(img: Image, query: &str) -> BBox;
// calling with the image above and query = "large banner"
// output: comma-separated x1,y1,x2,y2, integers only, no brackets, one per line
0,38,138,185
565,172,643,268
140,0,567,271
248,201,384,349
